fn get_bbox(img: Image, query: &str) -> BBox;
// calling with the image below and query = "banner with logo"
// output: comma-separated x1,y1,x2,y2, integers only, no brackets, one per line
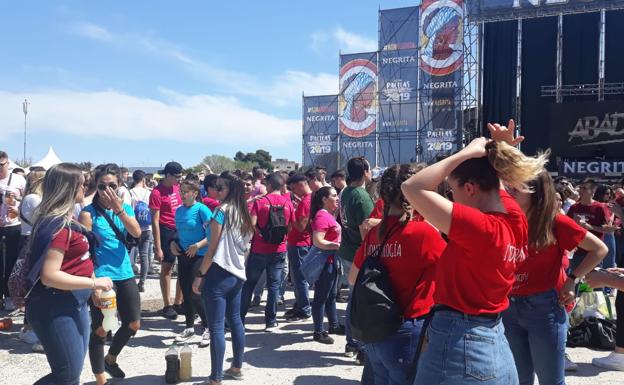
302,95,339,172
339,51,378,166
419,0,464,164
468,0,624,22
558,158,624,178
378,7,420,166
549,101,624,158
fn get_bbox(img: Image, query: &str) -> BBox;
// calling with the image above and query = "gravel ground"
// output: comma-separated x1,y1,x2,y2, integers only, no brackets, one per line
1,276,622,385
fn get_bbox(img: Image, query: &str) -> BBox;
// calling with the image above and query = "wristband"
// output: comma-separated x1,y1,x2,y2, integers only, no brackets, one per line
195,269,206,278
114,209,124,216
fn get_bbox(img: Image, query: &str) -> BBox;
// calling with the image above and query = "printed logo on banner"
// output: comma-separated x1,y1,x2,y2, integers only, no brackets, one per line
425,128,455,152
339,58,378,138
419,0,464,76
307,135,333,155
383,80,414,103
568,112,624,146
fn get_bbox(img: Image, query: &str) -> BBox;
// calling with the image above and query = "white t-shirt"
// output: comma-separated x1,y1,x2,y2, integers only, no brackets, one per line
0,172,26,227
19,193,42,236
118,186,132,206
130,186,152,230
212,204,252,281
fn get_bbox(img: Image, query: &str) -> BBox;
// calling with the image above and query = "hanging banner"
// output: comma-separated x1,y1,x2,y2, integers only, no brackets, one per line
419,0,464,163
378,6,420,166
339,52,378,166
302,95,339,172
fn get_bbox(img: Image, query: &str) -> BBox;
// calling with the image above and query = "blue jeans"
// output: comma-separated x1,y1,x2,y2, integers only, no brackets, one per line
503,290,567,385
312,261,339,333
603,233,617,269
241,252,286,326
26,286,92,385
288,244,311,315
253,258,289,299
365,318,424,385
202,263,245,382
415,310,519,385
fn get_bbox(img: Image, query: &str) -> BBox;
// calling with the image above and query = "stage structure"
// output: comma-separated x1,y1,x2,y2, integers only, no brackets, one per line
474,0,624,179
302,1,481,170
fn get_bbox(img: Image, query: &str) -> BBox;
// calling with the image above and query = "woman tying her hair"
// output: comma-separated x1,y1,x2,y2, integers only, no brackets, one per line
79,163,142,385
349,164,446,385
26,163,114,385
504,169,607,385
401,122,547,385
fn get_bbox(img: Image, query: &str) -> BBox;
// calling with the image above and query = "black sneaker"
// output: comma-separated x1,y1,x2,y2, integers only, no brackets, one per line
356,350,366,366
283,307,298,318
345,344,358,358
328,324,346,335
106,331,113,344
105,360,126,378
313,331,334,344
137,282,145,293
286,311,311,322
336,295,349,303
265,322,279,332
172,303,184,315
162,306,178,320
251,296,261,307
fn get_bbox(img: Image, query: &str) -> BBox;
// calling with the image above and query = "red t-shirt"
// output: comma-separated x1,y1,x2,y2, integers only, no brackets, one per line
149,183,181,230
49,228,94,278
251,194,295,254
512,214,587,296
567,201,610,240
287,193,312,247
354,216,446,319
369,198,424,222
202,197,220,211
434,190,528,315
311,209,341,244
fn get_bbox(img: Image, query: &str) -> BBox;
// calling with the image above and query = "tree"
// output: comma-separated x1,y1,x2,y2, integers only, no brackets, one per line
76,161,93,171
201,155,235,174
233,149,273,171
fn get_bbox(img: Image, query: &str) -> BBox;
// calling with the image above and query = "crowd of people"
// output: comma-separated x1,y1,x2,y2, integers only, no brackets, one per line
1,120,624,385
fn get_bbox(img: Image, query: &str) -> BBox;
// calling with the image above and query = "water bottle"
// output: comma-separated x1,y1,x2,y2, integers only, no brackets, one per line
100,289,118,331
165,344,180,384
179,343,192,381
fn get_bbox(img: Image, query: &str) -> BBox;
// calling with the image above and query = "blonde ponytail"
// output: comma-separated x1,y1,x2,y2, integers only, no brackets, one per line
487,141,549,191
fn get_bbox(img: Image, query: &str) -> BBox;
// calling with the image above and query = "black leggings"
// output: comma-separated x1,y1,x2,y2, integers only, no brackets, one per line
0,225,21,298
178,255,207,328
89,278,141,374
617,291,624,348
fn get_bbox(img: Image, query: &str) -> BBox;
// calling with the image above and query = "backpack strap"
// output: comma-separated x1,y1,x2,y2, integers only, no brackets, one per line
93,203,129,248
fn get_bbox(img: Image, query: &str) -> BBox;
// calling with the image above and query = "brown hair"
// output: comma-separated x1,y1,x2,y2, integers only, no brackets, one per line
450,141,549,192
526,171,558,250
377,164,416,240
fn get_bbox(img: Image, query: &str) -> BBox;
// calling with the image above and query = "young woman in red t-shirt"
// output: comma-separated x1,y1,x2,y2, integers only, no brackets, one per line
401,122,547,385
348,164,446,385
25,163,113,385
504,171,607,385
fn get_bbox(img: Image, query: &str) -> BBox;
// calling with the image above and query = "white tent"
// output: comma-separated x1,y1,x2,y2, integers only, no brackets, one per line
32,146,62,170
7,159,21,171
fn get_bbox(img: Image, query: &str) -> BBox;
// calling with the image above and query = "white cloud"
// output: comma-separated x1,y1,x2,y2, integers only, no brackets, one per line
68,21,338,103
0,89,301,146
68,22,114,42
333,27,377,53
310,27,377,54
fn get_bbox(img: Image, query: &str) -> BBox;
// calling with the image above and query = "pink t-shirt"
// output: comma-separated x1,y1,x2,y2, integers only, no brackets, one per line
287,193,312,247
149,183,181,230
202,197,220,211
311,209,341,243
251,194,295,254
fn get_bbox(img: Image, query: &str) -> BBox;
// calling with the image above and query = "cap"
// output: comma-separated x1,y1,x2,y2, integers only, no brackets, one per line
161,161,183,176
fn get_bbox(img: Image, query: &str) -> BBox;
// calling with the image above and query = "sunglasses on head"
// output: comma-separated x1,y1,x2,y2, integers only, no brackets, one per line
97,182,118,191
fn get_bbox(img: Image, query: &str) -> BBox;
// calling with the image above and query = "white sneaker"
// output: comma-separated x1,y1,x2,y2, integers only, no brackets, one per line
199,328,210,348
32,343,44,353
592,352,624,371
565,353,578,371
19,329,39,345
174,327,195,342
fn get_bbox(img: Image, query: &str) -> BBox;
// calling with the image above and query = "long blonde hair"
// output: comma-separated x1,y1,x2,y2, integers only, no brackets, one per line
24,170,46,197
525,171,558,250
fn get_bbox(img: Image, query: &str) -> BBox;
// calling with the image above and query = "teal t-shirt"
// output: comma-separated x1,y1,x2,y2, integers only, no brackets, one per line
83,203,135,281
175,202,212,256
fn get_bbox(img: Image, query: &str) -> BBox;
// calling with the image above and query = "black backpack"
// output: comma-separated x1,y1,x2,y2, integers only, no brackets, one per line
350,225,403,343
259,196,288,244
567,317,617,350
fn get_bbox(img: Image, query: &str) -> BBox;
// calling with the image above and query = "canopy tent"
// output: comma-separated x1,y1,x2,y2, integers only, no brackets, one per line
31,146,62,170
7,159,21,172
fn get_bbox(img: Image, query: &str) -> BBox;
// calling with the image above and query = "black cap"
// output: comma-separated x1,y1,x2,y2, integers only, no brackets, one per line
161,161,183,176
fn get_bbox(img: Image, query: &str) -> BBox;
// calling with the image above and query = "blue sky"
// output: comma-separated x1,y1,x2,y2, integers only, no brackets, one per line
0,1,420,168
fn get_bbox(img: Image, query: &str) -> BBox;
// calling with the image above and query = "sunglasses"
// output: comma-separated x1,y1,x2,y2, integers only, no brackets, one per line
0,161,7,167
97,182,118,191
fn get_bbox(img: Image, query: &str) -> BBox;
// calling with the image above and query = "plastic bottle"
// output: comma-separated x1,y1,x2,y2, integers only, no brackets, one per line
4,193,17,220
0,317,13,331
99,289,118,331
179,344,192,381
165,344,180,384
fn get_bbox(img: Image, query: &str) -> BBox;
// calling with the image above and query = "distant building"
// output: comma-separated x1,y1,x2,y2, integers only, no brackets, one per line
272,158,299,172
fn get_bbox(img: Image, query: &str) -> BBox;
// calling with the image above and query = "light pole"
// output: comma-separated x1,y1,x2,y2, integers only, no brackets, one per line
22,99,29,165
